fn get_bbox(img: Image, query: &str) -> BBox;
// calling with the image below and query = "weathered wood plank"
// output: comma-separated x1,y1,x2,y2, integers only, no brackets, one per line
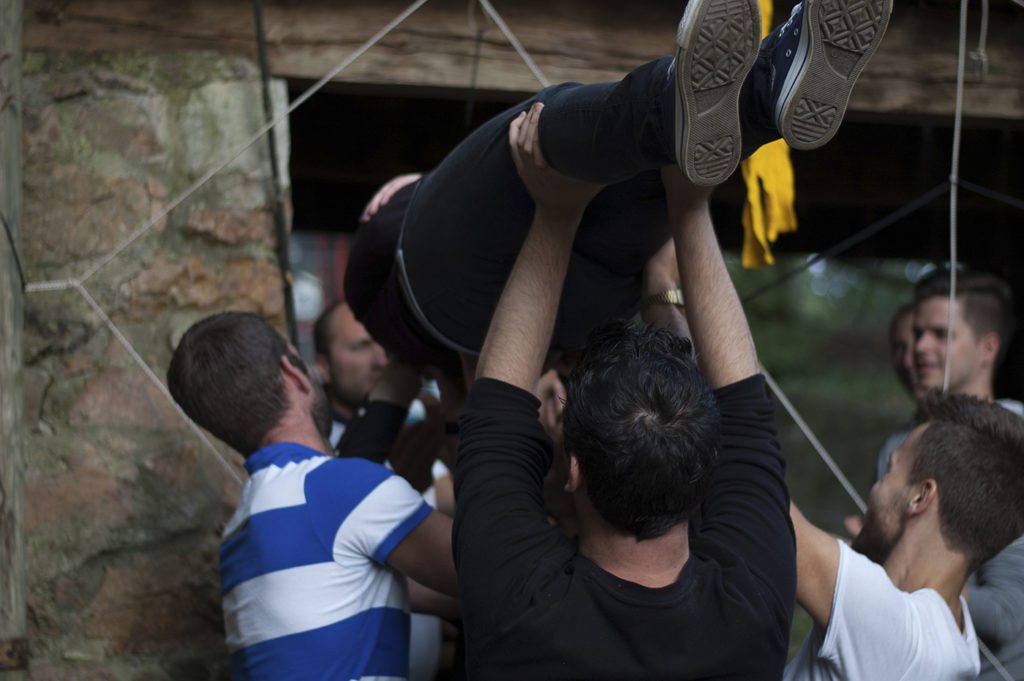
0,0,26,676
22,0,1024,122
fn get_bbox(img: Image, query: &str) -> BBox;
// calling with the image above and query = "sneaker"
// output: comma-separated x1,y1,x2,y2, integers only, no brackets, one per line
770,0,893,149
675,0,762,186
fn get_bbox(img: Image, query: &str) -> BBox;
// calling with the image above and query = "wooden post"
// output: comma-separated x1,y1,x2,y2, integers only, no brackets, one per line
0,0,27,674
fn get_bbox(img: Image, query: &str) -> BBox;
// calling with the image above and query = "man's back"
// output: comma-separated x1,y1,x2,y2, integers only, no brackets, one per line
221,442,432,680
454,375,793,680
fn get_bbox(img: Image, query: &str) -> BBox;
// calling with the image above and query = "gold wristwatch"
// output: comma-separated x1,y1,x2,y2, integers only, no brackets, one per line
642,288,685,312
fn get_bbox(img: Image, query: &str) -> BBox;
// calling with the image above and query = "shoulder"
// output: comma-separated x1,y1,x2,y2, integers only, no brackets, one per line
305,457,418,520
307,456,393,490
713,374,770,409
996,399,1024,417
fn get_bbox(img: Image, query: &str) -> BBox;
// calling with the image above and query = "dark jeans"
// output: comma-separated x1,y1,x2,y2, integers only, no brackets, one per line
347,55,777,368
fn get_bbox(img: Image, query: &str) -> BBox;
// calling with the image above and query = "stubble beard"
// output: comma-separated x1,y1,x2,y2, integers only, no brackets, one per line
311,380,333,441
852,503,905,566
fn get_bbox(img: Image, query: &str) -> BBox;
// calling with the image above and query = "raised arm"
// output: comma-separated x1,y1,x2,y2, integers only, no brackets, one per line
476,103,603,390
662,169,793,619
454,104,603,639
791,502,842,629
335,361,421,462
661,168,758,388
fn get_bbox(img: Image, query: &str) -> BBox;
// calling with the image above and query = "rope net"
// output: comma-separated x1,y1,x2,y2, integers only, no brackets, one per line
18,0,1023,676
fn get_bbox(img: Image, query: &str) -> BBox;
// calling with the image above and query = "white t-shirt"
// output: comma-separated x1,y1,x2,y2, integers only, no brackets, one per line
785,540,980,681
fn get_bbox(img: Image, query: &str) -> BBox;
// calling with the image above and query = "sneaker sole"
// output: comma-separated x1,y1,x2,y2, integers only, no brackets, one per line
777,0,893,150
675,0,761,186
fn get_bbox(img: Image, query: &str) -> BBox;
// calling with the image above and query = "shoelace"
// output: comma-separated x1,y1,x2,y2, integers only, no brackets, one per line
777,2,803,37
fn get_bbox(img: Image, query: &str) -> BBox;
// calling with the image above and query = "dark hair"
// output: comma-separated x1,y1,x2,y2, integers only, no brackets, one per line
910,391,1024,571
562,321,720,540
915,269,1015,365
889,302,914,337
168,312,291,455
313,300,347,357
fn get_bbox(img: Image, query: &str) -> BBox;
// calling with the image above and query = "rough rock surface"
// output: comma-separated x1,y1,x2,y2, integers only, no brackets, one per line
21,50,288,679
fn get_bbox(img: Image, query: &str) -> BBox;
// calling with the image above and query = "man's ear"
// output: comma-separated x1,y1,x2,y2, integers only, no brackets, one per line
280,355,313,394
564,454,583,493
978,332,1000,370
906,479,938,518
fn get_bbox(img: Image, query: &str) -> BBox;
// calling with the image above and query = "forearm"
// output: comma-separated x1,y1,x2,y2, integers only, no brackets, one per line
336,362,420,461
408,578,461,620
641,239,689,339
477,208,579,390
368,361,421,408
791,502,840,630
672,202,758,388
334,401,407,462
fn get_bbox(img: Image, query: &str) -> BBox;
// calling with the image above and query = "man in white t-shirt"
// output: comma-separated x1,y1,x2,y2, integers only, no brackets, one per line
786,391,1024,681
869,269,1024,681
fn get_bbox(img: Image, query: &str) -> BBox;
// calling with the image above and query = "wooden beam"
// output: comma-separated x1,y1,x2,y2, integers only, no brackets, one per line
23,0,1024,122
0,0,26,676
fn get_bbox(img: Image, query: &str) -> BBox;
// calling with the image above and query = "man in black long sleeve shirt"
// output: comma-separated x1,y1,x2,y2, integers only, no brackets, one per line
454,99,794,679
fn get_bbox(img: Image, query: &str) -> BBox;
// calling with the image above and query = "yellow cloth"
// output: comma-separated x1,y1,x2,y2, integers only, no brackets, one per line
739,1,798,268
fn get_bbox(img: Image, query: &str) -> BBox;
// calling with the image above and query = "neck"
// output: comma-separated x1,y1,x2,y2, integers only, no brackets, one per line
261,415,332,455
574,492,689,588
884,527,970,630
957,372,995,402
329,397,356,422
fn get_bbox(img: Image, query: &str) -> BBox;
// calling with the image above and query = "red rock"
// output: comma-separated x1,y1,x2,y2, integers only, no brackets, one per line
22,165,155,267
127,254,284,321
25,445,131,532
145,445,199,494
183,206,276,246
68,368,181,430
84,556,223,655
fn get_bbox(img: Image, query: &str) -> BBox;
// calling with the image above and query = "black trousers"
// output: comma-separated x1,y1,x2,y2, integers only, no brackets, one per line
346,55,777,372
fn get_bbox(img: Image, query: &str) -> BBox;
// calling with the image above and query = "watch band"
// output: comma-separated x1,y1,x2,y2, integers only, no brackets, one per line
642,288,685,310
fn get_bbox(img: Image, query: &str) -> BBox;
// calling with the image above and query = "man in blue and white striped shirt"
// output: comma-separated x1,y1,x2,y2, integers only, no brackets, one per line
168,312,458,680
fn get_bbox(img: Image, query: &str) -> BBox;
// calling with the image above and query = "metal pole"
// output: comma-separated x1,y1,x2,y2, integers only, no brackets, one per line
252,0,298,343
0,0,28,674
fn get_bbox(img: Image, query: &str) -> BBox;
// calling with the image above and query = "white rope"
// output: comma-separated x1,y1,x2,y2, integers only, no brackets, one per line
25,279,75,292
476,0,551,88
71,282,244,485
71,0,433,287
761,366,867,514
943,0,969,394
979,639,1017,681
16,7,1020,677
21,0,434,490
975,0,990,75
947,3,1014,677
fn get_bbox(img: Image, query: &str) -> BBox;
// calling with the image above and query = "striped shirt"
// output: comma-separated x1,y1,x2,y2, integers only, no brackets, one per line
220,442,432,680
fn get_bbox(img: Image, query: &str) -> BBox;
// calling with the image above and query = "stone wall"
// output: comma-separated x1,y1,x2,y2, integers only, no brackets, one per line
20,50,289,679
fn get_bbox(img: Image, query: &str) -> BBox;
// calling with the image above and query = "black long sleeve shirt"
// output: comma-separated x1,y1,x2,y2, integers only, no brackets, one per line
454,374,795,680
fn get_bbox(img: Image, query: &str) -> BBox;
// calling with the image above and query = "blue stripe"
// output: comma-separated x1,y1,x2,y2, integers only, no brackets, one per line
304,458,394,551
372,501,433,565
220,505,331,595
245,442,324,475
230,606,409,681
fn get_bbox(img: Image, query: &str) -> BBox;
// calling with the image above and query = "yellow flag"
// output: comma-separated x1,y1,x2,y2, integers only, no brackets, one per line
740,1,798,268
